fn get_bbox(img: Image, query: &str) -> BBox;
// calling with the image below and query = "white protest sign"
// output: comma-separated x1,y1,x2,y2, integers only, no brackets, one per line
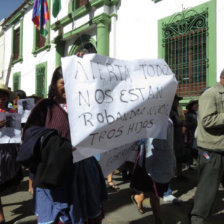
18,98,35,123
0,112,22,143
99,142,138,177
62,54,177,162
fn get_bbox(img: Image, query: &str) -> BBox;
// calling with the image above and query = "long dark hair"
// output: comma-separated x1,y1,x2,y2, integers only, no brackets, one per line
48,66,63,99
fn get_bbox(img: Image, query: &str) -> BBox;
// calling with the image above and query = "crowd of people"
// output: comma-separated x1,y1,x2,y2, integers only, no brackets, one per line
0,56,224,224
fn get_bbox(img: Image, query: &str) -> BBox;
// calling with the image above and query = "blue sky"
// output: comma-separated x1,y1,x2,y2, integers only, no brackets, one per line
0,0,25,21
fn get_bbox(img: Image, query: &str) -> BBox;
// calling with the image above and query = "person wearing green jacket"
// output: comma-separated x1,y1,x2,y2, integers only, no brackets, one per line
190,70,224,224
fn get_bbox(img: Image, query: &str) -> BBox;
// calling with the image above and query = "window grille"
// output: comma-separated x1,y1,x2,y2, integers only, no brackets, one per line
14,28,20,60
162,11,208,97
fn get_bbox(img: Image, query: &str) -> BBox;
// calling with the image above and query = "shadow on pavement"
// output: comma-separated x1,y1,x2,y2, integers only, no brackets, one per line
2,169,36,224
103,168,224,224
6,198,36,224
3,167,224,224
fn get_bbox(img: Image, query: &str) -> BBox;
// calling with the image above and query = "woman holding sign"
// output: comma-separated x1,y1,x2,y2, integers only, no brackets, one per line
23,66,107,224
0,84,22,224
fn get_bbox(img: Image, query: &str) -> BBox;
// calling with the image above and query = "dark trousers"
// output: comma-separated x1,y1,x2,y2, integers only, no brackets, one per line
190,148,224,224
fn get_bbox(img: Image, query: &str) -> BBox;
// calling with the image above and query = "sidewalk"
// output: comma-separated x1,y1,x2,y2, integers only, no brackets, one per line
2,167,224,224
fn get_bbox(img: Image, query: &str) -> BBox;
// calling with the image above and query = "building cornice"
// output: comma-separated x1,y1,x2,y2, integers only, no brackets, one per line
51,0,120,31
3,0,32,29
92,13,111,25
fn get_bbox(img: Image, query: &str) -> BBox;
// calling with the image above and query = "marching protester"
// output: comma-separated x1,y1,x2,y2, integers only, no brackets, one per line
162,95,184,203
130,118,176,224
13,90,27,111
170,94,186,178
107,172,120,190
12,89,36,194
119,162,133,181
20,92,40,195
17,92,39,195
13,90,27,129
190,70,224,224
185,100,198,169
0,84,22,224
19,66,107,224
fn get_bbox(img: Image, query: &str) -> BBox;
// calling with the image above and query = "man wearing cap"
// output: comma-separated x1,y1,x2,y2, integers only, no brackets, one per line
190,70,224,223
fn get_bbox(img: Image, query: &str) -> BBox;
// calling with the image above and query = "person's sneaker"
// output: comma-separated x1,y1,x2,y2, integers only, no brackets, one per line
172,197,182,205
163,194,176,202
163,195,182,204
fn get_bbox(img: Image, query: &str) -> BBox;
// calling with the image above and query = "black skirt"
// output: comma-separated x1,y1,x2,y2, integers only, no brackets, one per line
0,144,22,193
130,165,168,198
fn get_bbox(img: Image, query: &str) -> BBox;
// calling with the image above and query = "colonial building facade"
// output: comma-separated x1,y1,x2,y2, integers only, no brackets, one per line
1,0,223,104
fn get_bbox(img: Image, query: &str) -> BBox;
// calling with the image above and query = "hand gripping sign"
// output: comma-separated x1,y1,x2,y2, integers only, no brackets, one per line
62,54,177,162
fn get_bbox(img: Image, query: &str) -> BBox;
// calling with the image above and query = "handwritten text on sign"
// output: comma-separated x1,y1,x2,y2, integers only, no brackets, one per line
62,54,177,161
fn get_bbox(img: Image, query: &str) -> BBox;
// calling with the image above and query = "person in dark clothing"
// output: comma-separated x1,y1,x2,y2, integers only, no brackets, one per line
185,100,198,168
23,66,107,224
13,89,27,110
170,94,185,178
0,84,22,224
130,118,175,224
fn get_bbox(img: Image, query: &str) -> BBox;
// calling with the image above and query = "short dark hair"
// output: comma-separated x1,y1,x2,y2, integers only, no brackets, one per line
14,90,26,99
48,66,63,99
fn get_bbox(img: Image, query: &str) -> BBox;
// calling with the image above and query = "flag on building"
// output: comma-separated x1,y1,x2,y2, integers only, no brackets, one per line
53,0,61,18
32,0,50,37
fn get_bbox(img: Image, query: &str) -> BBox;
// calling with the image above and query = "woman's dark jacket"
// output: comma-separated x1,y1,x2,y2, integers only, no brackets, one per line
18,99,73,188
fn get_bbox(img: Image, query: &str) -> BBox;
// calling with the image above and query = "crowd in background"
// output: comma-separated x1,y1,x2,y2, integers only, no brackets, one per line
1,59,224,224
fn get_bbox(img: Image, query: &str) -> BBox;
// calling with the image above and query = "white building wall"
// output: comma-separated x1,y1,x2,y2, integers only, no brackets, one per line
3,27,12,84
3,0,218,95
3,1,100,95
113,0,210,60
51,0,71,24
4,9,57,96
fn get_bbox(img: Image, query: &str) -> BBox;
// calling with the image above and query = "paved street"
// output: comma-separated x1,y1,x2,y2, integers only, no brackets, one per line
1,167,224,224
